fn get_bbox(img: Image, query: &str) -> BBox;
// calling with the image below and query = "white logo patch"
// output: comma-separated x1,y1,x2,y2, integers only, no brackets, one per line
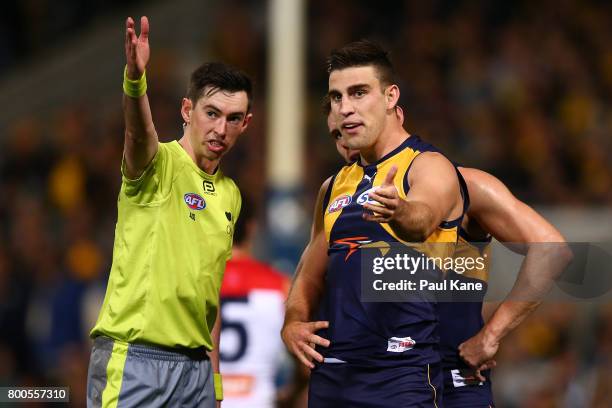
356,187,382,206
387,336,416,353
451,369,484,388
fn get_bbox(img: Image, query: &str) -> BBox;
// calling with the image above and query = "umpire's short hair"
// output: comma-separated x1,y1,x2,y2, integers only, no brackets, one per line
186,62,253,112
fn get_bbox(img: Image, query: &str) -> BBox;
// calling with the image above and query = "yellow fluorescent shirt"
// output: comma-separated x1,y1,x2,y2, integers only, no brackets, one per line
91,141,241,350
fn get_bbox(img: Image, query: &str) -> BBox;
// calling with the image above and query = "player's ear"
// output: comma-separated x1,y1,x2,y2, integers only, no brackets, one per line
396,105,405,125
385,85,400,110
181,98,193,124
240,112,253,132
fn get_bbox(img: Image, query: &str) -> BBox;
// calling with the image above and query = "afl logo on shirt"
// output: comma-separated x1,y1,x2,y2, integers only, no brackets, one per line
328,195,352,213
184,193,206,210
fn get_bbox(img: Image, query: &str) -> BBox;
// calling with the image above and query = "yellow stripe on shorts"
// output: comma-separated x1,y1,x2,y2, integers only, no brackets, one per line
101,340,129,408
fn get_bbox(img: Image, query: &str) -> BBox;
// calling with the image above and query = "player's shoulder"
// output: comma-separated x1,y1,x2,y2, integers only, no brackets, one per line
458,167,520,217
458,167,510,198
408,151,457,186
459,167,503,187
412,150,452,167
405,134,440,154
403,135,449,164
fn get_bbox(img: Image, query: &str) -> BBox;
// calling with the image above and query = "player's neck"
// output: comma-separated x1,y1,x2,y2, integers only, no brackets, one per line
361,120,409,165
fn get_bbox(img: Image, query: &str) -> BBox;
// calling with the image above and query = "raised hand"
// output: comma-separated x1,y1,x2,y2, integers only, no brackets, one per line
363,165,404,223
125,16,150,79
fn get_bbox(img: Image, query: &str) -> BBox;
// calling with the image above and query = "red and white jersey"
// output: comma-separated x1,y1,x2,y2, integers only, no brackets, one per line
219,256,289,408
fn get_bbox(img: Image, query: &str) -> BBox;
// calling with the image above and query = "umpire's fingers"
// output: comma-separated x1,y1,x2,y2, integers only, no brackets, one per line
139,16,149,40
125,18,134,53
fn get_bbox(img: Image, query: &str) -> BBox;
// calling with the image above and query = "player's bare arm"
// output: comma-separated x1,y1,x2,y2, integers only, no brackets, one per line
364,151,463,241
123,16,159,179
458,168,573,369
282,178,332,369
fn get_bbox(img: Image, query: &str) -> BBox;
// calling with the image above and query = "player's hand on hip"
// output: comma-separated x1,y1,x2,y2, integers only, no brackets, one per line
281,321,330,369
458,329,499,381
474,360,497,382
125,16,150,79
363,165,405,223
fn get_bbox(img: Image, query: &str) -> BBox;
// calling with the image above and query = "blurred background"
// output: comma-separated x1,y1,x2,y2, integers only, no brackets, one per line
0,0,611,406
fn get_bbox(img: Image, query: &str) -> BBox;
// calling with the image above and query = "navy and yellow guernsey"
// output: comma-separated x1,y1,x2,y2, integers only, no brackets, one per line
318,136,466,368
439,227,493,390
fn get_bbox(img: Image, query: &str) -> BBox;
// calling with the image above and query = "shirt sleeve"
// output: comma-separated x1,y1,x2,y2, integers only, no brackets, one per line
120,142,171,204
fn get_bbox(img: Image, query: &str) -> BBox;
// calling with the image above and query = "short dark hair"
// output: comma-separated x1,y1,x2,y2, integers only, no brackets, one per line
186,62,253,112
327,40,394,87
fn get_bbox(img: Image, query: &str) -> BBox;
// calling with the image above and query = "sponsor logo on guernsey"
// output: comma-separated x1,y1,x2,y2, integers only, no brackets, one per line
328,194,352,213
387,336,416,353
203,180,216,195
184,193,206,210
333,236,372,261
451,369,484,387
356,187,381,206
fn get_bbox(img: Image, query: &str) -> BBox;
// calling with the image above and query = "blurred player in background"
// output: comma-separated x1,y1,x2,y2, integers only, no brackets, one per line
327,105,572,407
283,40,467,407
328,112,359,164
219,198,307,408
87,16,252,408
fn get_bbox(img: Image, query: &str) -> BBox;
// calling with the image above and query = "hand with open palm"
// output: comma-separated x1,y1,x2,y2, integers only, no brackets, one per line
125,16,150,80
